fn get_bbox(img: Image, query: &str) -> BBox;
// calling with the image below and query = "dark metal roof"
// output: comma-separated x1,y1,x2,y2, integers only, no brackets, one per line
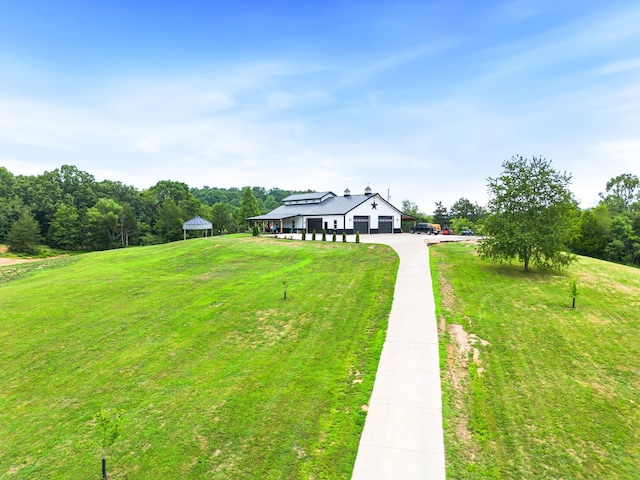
282,191,335,202
248,193,404,221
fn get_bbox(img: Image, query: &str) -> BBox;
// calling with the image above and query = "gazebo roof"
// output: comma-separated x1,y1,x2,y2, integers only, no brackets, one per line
183,216,213,230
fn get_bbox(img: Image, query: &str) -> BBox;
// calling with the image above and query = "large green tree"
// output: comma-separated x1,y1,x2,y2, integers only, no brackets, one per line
570,205,611,259
238,186,260,230
605,213,640,265
432,201,449,226
599,173,640,214
211,202,234,234
50,203,82,249
6,210,42,254
0,166,14,198
87,198,123,250
449,197,486,223
0,196,26,242
478,155,579,272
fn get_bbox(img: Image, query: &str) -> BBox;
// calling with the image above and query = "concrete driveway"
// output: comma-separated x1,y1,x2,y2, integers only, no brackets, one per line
273,232,473,478
351,233,447,480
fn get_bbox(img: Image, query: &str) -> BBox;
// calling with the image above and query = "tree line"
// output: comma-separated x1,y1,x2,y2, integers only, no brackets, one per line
0,165,303,253
2,161,639,269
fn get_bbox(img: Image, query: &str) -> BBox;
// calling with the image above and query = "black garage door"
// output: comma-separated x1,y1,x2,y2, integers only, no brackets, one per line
378,216,393,233
307,218,322,233
353,216,369,234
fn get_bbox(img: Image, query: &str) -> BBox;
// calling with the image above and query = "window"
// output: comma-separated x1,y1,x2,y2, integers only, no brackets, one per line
333,220,337,229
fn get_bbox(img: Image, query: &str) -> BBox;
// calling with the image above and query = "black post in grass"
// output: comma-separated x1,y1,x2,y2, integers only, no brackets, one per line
283,278,288,301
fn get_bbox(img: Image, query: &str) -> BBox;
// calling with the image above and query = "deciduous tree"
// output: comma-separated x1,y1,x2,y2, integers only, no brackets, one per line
599,173,640,214
87,198,123,250
50,203,82,249
478,155,579,272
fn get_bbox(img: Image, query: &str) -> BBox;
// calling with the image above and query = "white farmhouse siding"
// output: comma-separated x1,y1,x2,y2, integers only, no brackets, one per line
247,187,410,234
345,194,401,234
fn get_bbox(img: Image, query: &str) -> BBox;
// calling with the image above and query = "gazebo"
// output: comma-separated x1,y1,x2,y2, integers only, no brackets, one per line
183,216,213,239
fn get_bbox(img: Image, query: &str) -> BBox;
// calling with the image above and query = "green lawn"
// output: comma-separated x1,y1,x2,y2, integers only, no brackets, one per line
0,236,398,479
431,241,640,479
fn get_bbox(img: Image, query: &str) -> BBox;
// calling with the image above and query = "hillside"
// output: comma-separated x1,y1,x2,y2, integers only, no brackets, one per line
0,236,399,479
431,242,640,479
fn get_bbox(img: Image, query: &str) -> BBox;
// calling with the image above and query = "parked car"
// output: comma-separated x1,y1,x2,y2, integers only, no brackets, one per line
461,229,474,236
441,228,453,235
409,223,434,234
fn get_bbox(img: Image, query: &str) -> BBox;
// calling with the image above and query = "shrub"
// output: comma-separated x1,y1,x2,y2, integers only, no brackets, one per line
312,229,316,241
356,231,360,244
342,232,347,243
332,231,337,242
322,229,327,241
301,228,306,241
251,224,260,236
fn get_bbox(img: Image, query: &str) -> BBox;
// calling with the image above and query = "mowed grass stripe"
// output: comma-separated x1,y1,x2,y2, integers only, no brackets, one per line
431,241,640,479
0,236,398,479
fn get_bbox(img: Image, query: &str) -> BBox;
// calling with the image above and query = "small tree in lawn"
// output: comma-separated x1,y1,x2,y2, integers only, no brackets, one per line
301,228,306,241
251,223,259,236
478,155,579,272
569,278,578,308
356,231,360,244
322,229,326,241
342,232,347,243
312,229,316,241
332,231,337,242
95,409,122,479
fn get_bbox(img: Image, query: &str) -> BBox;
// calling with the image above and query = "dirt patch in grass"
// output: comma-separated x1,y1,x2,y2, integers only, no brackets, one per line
437,271,455,329
0,257,38,266
445,323,491,460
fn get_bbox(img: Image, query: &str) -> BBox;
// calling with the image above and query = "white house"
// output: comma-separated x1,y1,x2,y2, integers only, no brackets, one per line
247,187,413,234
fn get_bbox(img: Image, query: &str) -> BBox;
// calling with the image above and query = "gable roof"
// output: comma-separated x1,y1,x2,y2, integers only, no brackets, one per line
248,193,403,221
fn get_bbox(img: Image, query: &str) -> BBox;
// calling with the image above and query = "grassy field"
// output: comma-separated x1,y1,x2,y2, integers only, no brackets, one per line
0,236,399,479
431,241,640,479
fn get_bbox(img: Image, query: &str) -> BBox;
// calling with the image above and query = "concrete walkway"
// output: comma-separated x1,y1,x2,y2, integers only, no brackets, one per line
351,234,446,479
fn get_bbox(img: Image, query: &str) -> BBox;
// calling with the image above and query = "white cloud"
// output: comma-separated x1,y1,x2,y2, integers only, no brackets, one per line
598,58,640,75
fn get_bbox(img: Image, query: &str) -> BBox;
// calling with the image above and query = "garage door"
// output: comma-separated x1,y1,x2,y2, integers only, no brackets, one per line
353,216,369,234
378,216,393,233
307,218,322,233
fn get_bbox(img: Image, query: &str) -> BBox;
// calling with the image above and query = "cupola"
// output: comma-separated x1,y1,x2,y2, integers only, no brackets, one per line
344,188,351,197
365,186,372,195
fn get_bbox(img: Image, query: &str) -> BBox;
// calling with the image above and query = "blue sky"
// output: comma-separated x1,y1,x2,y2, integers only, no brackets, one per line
1,1,639,212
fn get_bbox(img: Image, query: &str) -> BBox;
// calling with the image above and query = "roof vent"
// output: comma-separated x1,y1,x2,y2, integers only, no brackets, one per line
344,188,351,197
365,186,372,195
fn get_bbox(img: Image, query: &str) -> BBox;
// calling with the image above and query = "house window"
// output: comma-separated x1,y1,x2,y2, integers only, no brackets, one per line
333,220,337,229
